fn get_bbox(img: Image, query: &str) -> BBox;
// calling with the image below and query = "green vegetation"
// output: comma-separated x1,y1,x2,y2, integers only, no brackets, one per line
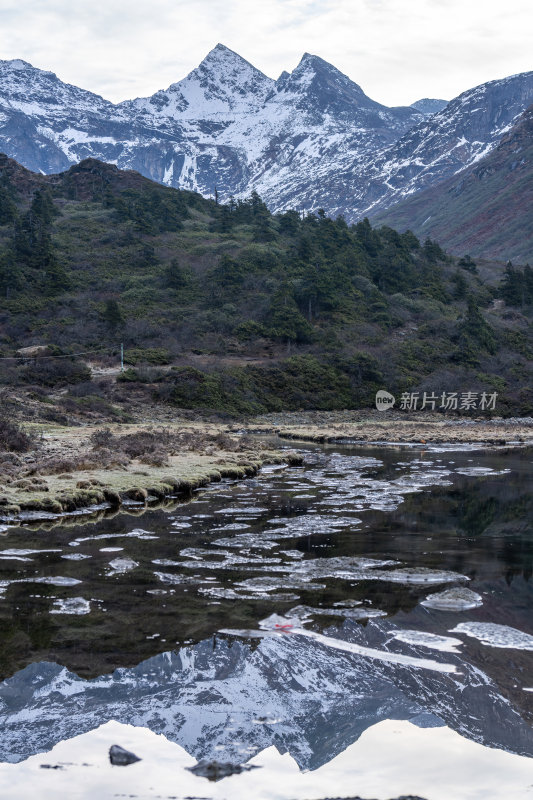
498,262,533,306
0,158,532,415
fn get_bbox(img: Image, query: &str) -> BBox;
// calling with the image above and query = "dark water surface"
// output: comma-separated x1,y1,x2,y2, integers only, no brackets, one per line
0,440,532,795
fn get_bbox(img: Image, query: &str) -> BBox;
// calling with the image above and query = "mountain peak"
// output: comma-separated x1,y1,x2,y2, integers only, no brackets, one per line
197,43,259,72
275,51,381,116
2,58,34,71
127,44,274,119
410,98,448,115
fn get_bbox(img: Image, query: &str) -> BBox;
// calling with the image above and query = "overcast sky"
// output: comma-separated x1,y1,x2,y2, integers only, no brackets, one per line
1,0,531,106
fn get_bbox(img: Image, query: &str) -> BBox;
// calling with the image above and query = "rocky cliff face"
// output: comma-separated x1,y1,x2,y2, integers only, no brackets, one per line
0,46,531,221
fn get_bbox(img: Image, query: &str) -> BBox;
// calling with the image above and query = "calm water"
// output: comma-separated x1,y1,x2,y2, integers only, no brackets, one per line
0,440,532,798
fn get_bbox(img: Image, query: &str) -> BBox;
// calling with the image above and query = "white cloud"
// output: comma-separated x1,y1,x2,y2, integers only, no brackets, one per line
1,0,531,105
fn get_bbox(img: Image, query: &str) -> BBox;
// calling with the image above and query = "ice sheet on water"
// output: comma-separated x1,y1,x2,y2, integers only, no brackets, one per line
211,523,251,531
61,553,92,561
450,622,533,651
107,558,138,575
266,515,361,535
287,604,386,621
0,555,32,561
455,467,511,477
0,548,62,556
236,576,327,591
213,535,278,549
69,529,158,546
200,585,299,602
0,576,82,591
421,587,483,611
391,629,463,653
154,571,202,585
217,506,269,515
50,597,90,615
379,567,468,585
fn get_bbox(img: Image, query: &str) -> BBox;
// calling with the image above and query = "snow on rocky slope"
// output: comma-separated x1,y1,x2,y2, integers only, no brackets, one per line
0,45,531,220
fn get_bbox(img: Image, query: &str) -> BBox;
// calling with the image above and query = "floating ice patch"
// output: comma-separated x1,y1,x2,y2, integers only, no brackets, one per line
455,467,511,477
107,558,138,575
205,586,299,602
213,535,277,550
236,576,327,591
33,576,82,586
0,555,32,562
62,553,91,561
178,548,281,568
259,611,307,629
450,622,533,651
100,547,123,553
154,571,200,585
0,548,62,556
211,523,251,531
421,587,482,611
152,559,182,567
70,529,158,546
294,628,457,673
287,604,386,622
218,506,268,515
333,599,362,607
266,515,361,537
391,629,463,653
50,597,90,615
2,576,83,588
379,567,468,585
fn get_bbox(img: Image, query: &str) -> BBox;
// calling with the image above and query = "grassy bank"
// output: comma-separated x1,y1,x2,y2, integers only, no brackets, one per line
0,421,301,524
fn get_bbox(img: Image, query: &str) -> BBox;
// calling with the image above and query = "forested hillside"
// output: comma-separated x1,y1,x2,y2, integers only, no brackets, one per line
0,156,531,415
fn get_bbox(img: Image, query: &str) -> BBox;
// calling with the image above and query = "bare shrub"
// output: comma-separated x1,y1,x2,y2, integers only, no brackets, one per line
0,418,34,453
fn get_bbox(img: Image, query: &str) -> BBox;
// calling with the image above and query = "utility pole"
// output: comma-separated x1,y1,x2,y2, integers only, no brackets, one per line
120,342,124,372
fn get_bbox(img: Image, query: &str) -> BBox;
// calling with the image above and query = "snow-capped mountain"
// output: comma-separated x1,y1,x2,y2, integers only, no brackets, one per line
312,70,533,218
0,45,531,220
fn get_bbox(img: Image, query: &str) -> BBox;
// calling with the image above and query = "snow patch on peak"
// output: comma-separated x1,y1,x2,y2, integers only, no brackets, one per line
2,59,33,71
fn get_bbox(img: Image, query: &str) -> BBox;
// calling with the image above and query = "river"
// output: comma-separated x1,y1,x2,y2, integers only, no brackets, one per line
0,439,532,799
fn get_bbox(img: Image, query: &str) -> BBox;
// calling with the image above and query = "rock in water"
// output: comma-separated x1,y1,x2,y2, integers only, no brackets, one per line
109,744,141,766
187,760,259,781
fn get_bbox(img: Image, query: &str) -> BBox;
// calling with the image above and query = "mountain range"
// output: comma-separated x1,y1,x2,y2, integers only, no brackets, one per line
0,44,531,250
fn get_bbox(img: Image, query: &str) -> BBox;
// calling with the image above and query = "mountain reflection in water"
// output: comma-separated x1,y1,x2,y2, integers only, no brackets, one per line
0,442,532,797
